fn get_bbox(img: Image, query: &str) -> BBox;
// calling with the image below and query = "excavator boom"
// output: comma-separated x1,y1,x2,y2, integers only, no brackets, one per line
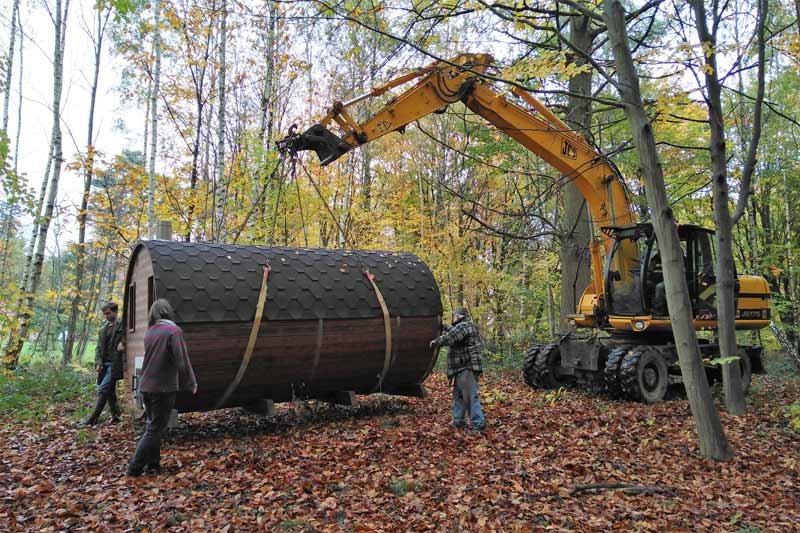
280,53,635,315
281,53,633,232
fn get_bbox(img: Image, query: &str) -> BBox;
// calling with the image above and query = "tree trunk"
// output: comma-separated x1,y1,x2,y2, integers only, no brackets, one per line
784,171,798,351
147,0,161,238
12,17,23,170
0,207,13,286
604,0,733,460
691,0,766,415
183,14,213,243
63,7,109,366
76,248,101,362
559,14,594,332
691,0,743,414
258,0,277,146
214,0,228,242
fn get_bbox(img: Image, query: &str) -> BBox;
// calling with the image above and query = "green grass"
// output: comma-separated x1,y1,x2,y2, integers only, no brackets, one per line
0,362,95,422
16,341,97,366
762,349,800,378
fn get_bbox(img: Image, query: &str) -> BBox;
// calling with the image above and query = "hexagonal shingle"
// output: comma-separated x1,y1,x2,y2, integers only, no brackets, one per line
133,241,442,324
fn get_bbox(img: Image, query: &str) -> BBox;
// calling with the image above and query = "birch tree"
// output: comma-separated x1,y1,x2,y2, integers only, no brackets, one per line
2,0,20,133
63,1,113,365
213,0,227,241
147,0,162,238
3,0,70,370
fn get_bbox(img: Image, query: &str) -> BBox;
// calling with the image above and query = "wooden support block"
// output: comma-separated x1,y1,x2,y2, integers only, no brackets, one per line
244,399,276,417
317,390,358,407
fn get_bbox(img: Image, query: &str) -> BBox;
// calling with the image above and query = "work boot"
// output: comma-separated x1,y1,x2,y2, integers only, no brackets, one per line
80,394,107,427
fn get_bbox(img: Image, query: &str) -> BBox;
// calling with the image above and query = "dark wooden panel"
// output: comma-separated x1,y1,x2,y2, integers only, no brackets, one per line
169,316,438,411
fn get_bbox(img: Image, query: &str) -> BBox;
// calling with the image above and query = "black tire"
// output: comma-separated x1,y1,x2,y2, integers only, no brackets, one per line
603,347,627,399
619,348,669,403
739,351,752,394
522,345,542,388
534,343,573,389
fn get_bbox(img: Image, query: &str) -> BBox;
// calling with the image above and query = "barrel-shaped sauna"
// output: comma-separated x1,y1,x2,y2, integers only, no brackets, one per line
123,241,443,413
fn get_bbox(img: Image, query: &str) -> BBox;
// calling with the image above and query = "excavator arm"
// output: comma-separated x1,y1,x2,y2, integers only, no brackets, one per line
281,53,633,229
280,53,636,315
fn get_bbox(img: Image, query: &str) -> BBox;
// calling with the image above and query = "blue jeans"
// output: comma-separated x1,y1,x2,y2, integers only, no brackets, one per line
98,363,115,395
87,363,120,423
452,370,485,430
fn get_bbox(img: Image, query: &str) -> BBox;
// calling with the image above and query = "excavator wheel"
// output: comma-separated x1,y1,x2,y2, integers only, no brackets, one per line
619,347,669,403
739,351,753,393
533,343,573,389
603,347,628,399
522,345,542,388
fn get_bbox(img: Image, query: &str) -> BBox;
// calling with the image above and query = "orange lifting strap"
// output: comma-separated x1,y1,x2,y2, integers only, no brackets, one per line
213,264,271,410
364,269,393,392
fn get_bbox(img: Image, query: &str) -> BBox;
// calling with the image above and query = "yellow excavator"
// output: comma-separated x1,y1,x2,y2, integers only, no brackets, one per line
279,53,771,403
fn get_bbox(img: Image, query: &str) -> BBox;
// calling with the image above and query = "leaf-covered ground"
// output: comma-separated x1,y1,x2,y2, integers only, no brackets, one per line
1,371,798,532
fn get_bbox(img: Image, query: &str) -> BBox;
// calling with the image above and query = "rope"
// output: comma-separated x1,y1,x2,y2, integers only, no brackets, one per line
213,264,271,410
364,268,393,392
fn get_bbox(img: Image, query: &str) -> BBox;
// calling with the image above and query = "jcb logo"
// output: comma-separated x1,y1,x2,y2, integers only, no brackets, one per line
561,140,577,159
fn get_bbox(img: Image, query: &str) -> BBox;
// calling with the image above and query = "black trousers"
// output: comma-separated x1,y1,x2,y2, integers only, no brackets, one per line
127,392,176,473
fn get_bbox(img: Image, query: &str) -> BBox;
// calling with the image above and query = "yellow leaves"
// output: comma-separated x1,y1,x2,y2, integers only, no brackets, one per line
501,51,591,83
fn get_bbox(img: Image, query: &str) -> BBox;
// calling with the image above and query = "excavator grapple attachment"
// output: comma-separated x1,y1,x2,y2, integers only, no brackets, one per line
279,124,352,165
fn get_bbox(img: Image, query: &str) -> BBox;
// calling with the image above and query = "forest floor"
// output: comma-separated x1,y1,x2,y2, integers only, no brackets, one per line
1,361,799,532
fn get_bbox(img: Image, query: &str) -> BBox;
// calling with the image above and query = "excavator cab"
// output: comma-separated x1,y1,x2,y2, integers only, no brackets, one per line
602,223,768,330
604,223,718,320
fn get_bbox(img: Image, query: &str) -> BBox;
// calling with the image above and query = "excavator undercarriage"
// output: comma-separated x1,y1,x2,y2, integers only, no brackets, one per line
523,333,764,403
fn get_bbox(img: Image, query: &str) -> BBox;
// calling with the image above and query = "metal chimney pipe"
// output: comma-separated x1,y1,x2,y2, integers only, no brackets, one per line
155,220,173,241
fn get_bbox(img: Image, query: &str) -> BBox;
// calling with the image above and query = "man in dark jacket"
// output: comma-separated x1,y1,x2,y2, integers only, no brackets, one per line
430,308,486,432
127,298,197,476
81,301,125,426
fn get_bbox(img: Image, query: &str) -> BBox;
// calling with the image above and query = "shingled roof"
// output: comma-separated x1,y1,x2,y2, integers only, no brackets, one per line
129,241,443,323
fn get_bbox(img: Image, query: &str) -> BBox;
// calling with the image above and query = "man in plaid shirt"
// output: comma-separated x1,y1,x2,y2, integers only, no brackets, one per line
430,308,486,432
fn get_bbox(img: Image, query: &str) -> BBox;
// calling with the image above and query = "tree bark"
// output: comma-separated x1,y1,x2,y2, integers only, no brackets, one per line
604,0,733,460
